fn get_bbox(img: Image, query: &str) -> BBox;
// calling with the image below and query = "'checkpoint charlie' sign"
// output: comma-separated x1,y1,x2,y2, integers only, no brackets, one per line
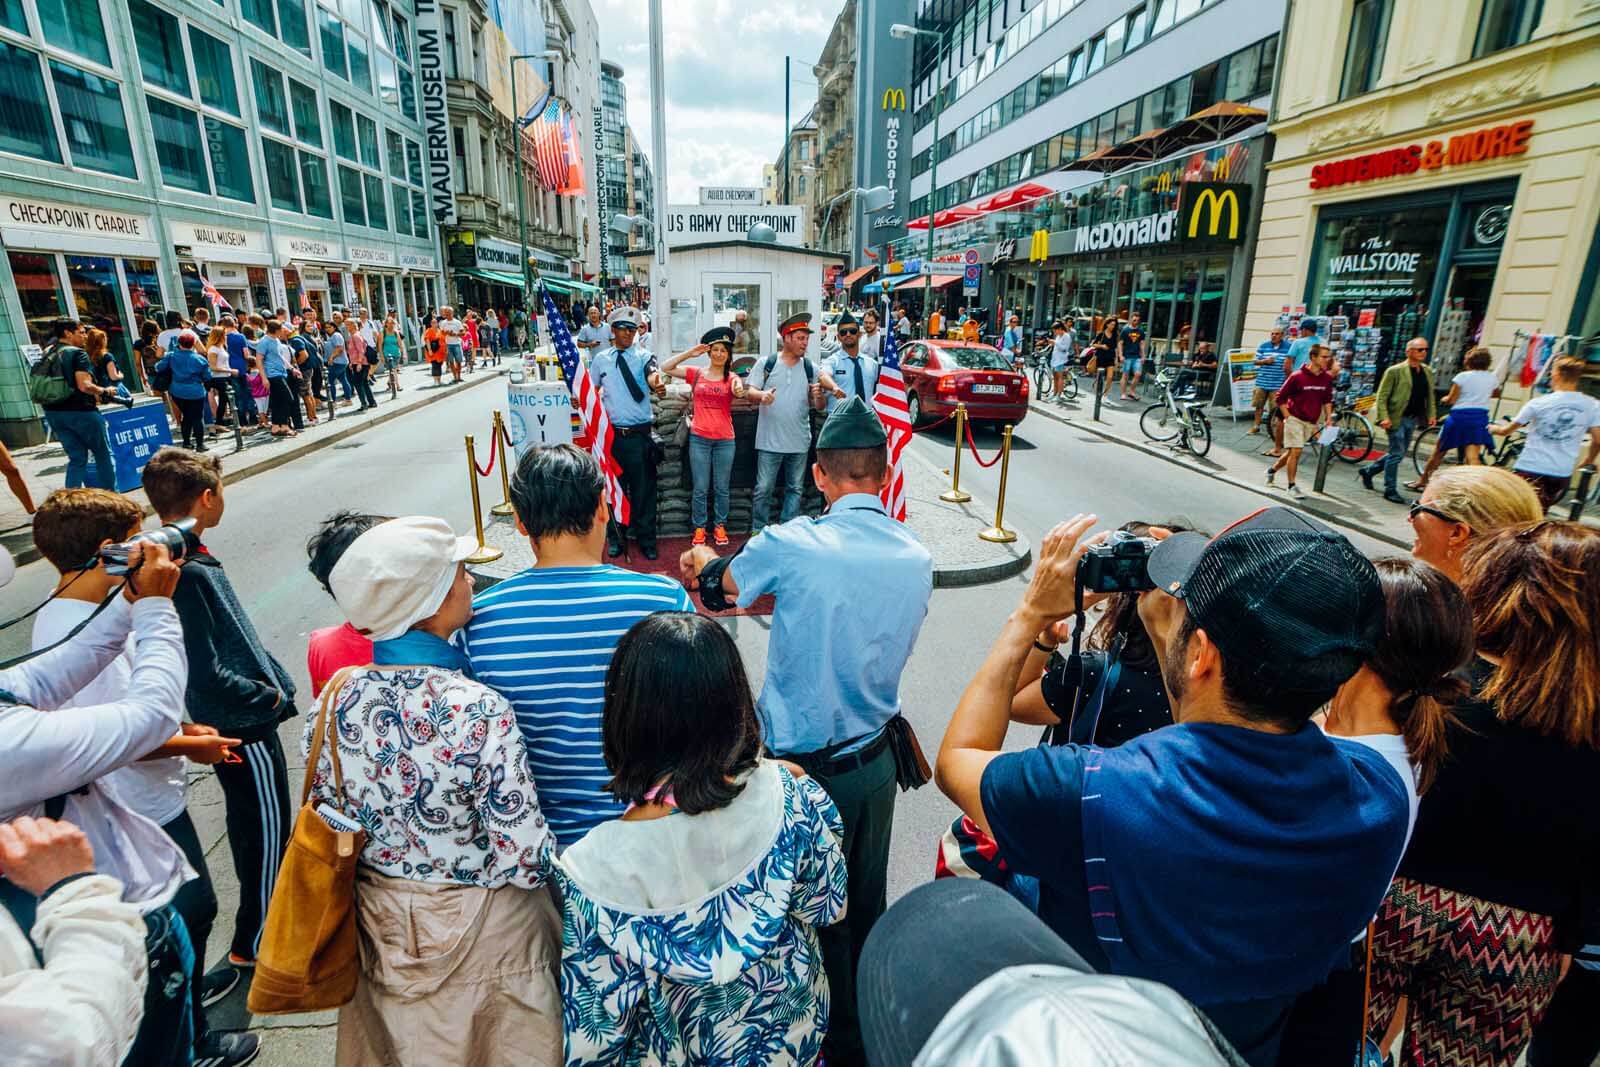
665,205,806,248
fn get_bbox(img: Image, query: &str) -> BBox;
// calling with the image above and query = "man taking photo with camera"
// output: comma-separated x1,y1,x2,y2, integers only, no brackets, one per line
934,508,1410,1066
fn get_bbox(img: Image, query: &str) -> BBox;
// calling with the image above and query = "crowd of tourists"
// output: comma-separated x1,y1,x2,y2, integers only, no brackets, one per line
0,381,1595,1067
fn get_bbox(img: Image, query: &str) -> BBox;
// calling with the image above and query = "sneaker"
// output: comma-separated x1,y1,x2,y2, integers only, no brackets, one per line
1383,490,1408,505
194,1029,261,1067
691,527,706,546
1265,466,1277,486
1290,484,1307,499
1359,468,1376,492
200,961,243,1007
713,525,730,547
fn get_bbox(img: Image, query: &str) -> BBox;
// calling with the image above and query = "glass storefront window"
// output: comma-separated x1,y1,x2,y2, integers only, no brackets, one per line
0,42,61,163
66,254,130,372
248,266,271,311
51,61,135,174
148,96,207,192
177,260,206,318
36,0,109,66
8,251,65,346
1148,262,1178,349
1194,257,1229,348
207,117,254,202
283,268,303,316
123,258,160,327
1173,261,1200,353
1306,202,1449,349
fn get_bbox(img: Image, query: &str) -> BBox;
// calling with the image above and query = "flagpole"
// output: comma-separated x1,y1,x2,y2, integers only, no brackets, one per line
648,0,669,344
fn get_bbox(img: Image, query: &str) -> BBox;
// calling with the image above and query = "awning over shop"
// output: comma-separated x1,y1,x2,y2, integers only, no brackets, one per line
458,267,525,288
885,273,962,291
907,181,1059,230
840,265,877,288
861,280,885,294
542,276,601,296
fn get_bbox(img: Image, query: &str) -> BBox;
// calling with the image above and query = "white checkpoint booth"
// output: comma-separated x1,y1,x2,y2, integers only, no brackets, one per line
624,239,847,367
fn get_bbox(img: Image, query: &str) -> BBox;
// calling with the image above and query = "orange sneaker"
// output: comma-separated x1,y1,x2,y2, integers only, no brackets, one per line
692,527,707,546
713,525,730,547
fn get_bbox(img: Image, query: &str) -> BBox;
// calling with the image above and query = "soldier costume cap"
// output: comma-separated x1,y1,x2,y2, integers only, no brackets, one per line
608,307,640,329
701,326,736,348
835,310,859,329
778,312,813,336
817,395,887,450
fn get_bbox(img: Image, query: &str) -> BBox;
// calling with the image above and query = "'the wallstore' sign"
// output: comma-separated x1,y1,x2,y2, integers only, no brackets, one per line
1310,119,1533,191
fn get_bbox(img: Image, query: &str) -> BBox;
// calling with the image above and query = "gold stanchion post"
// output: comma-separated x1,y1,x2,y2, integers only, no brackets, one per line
464,435,504,563
978,424,1018,544
939,402,972,504
491,411,515,517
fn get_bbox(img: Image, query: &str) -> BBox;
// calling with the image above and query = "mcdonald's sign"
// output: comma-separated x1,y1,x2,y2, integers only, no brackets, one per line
1155,171,1172,194
1179,182,1251,245
1028,228,1051,263
1213,154,1231,181
882,87,906,111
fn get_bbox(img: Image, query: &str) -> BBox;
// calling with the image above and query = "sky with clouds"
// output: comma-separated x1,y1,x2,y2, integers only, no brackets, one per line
592,0,839,204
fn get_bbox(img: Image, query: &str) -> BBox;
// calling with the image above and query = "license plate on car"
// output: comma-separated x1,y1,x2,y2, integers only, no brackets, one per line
971,383,1007,395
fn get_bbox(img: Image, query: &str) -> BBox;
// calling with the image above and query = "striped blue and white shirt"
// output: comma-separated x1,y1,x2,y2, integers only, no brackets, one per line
461,565,693,848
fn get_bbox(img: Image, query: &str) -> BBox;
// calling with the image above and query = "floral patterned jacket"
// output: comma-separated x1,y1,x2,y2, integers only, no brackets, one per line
301,666,553,887
556,764,848,1066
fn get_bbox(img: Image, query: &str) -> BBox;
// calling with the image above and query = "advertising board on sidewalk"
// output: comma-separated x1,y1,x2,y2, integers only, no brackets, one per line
1225,348,1258,415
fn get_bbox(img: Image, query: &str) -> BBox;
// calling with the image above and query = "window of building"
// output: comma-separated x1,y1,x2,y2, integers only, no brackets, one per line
1339,0,1390,100
356,112,379,167
128,0,186,93
0,41,60,162
262,136,299,209
301,150,333,217
36,0,108,65
146,94,205,191
51,61,134,173
442,8,457,78
279,0,310,55
1085,33,1106,75
318,3,346,79
451,124,466,193
252,59,289,134
289,77,319,144
1104,16,1127,64
363,172,385,227
1125,5,1150,50
189,28,237,114
338,164,365,225
330,100,356,158
1473,0,1541,56
797,174,807,195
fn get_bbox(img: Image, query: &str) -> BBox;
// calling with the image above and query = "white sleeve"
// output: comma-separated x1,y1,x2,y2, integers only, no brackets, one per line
0,599,186,812
0,875,147,1067
0,597,136,711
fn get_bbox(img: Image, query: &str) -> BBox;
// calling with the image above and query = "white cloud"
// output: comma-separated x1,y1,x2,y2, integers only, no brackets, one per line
593,0,838,200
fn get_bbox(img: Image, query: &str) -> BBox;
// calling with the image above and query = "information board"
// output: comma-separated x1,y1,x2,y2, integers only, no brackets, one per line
1225,348,1258,415
84,402,174,492
505,380,574,459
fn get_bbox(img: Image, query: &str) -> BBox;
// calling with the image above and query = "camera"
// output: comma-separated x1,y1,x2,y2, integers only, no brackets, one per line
105,391,136,409
98,518,196,576
1079,531,1158,594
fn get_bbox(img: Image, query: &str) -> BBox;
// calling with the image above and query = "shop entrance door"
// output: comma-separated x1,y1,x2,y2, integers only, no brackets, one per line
7,251,68,350
65,255,135,382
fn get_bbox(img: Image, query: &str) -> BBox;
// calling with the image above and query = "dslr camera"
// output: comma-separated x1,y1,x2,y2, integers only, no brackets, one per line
1078,531,1158,594
98,518,196,576
103,390,136,409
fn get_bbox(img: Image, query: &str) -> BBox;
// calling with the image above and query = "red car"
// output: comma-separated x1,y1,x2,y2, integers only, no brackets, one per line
901,339,1029,428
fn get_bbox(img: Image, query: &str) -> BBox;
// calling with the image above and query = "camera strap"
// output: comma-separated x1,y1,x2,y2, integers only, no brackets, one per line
0,585,124,671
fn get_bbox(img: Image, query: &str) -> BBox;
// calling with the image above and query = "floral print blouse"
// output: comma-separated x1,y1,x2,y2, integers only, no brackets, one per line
301,665,553,888
556,763,848,1066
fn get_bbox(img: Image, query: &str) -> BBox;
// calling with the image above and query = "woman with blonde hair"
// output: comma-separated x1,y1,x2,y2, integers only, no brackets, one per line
1407,465,1543,582
1367,521,1600,1066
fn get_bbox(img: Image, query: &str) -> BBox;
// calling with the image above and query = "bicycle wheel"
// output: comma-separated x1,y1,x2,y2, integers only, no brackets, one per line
1061,370,1079,400
1033,364,1051,399
1185,410,1212,457
1410,424,1441,477
1335,410,1373,464
1140,402,1181,442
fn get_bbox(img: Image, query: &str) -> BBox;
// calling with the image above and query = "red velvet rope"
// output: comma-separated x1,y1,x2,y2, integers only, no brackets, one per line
964,420,1005,468
472,430,497,477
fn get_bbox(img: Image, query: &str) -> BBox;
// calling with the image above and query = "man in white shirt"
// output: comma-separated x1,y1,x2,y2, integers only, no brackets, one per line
1494,355,1600,509
859,308,884,359
438,306,465,383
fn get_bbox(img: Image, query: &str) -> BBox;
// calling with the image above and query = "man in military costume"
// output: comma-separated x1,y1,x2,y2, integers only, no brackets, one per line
825,309,880,412
680,396,933,1064
589,307,664,559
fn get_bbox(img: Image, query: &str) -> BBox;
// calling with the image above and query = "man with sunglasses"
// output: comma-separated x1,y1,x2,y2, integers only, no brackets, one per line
826,309,879,412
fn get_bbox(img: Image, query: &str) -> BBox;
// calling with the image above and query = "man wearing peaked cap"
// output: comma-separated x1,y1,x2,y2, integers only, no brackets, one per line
826,309,881,413
680,390,933,1065
777,311,812,336
590,305,664,558
743,310,843,532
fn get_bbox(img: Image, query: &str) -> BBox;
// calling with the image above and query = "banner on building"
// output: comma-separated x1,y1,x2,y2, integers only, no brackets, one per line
414,0,457,225
699,187,762,205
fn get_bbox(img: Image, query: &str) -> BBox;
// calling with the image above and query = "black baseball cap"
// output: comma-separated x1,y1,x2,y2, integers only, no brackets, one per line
1146,506,1382,693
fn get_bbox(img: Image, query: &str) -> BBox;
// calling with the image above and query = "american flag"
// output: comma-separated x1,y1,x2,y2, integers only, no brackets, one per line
530,99,567,192
872,316,911,521
543,284,629,525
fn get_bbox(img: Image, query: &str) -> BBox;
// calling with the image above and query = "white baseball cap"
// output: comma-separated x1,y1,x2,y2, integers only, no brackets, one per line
327,516,478,641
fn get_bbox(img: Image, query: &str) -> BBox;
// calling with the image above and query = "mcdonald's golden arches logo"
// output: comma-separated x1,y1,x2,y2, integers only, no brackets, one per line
1213,154,1232,181
1155,171,1172,193
1179,182,1251,245
882,87,906,111
1028,228,1051,263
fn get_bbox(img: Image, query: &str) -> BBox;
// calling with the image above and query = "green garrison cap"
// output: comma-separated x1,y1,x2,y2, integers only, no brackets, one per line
817,394,888,449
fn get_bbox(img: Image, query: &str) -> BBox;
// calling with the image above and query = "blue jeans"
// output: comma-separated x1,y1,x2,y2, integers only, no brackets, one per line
234,376,259,424
328,362,353,399
125,903,195,1066
753,449,807,530
1363,415,1417,494
46,408,115,489
689,434,735,528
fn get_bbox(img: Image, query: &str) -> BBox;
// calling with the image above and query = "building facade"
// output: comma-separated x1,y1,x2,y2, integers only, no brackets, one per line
0,0,448,442
623,125,654,292
437,0,600,315
1245,0,1600,400
886,0,1284,364
812,0,856,251
762,163,779,204
773,110,818,224
598,59,629,290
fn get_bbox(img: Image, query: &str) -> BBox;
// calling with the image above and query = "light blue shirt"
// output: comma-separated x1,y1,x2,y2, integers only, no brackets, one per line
827,351,880,411
589,343,656,427
575,322,610,350
1288,334,1323,373
729,493,933,755
257,336,290,378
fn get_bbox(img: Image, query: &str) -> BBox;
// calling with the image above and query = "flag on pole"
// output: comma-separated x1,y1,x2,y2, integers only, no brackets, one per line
543,284,630,526
530,99,567,192
199,274,232,312
872,320,911,521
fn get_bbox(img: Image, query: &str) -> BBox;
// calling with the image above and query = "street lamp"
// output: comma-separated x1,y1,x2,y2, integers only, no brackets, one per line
890,22,946,337
817,185,892,252
512,48,564,313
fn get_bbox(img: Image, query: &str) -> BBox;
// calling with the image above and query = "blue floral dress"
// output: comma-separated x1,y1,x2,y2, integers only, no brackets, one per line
556,763,848,1066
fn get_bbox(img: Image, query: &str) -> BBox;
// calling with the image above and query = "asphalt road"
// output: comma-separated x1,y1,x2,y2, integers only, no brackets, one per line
0,380,1405,1061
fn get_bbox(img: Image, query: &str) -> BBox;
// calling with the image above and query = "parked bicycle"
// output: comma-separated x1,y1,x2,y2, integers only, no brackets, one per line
1027,342,1079,402
1140,368,1213,458
1411,420,1508,477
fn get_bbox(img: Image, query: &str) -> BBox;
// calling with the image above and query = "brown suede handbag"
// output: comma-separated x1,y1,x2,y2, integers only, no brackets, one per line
247,667,366,1015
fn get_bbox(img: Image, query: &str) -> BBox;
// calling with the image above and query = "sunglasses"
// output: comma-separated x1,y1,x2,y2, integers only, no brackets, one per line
1408,502,1463,526
837,328,860,336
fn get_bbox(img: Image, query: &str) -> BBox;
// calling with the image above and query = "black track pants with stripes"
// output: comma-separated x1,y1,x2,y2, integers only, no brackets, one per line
212,733,291,961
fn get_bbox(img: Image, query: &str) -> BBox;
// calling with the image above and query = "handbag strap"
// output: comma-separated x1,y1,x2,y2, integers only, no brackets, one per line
1360,919,1375,1044
301,666,359,808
